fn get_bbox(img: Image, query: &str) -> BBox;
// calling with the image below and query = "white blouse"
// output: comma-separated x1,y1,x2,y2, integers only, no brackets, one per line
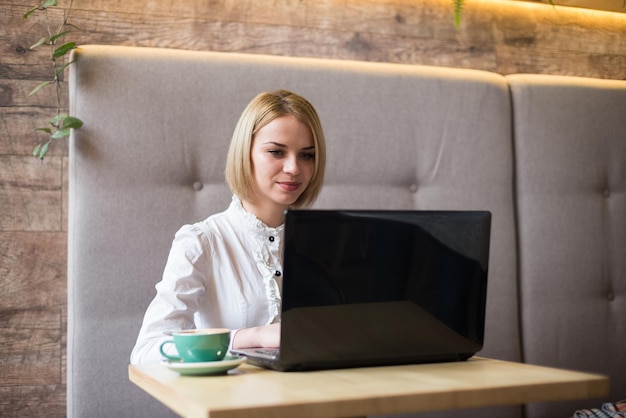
130,196,284,364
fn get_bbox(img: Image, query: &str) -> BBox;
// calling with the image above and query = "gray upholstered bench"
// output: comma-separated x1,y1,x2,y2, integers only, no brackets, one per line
67,45,625,418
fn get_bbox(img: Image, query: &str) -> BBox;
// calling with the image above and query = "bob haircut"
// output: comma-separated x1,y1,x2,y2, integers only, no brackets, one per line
225,90,326,209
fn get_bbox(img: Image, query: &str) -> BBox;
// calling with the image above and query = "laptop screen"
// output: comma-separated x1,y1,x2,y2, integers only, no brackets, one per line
278,210,491,370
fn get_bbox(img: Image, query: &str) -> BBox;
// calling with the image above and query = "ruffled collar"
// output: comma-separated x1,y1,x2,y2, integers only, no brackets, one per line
229,195,285,239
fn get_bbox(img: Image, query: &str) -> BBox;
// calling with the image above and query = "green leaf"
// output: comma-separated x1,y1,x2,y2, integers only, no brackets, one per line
28,80,51,96
53,42,77,59
50,30,71,43
51,128,71,139
43,0,58,8
49,113,69,126
38,142,50,160
62,117,83,130
55,59,76,76
23,6,39,19
30,37,47,50
35,127,53,134
65,23,88,34
33,144,42,158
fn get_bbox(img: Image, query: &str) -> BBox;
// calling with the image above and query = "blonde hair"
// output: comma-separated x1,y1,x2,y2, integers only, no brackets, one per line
225,90,326,208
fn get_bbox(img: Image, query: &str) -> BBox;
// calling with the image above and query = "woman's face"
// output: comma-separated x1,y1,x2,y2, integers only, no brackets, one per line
248,114,315,214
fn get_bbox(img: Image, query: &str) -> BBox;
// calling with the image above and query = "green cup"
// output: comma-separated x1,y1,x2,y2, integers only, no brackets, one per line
159,328,230,363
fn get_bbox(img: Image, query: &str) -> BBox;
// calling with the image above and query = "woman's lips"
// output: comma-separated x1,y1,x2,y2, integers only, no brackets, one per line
278,182,301,192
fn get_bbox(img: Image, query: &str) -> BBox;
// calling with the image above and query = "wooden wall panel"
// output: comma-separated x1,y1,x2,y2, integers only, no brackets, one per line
1,0,625,416
0,309,63,385
0,232,65,416
0,157,63,231
0,80,61,108
0,232,66,309
0,385,66,418
0,108,61,155
0,7,65,80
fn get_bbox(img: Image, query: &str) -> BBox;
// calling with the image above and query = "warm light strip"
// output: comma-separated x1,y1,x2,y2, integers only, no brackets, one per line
527,0,626,14
470,0,626,25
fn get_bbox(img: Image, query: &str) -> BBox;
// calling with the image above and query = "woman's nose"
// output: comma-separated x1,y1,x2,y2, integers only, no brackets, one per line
283,155,300,175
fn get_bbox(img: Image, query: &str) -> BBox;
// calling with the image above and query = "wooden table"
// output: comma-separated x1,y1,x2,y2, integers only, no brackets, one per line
129,357,609,418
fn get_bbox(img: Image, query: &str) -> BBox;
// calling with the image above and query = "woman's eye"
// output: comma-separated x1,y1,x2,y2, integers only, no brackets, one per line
268,150,284,157
300,152,315,160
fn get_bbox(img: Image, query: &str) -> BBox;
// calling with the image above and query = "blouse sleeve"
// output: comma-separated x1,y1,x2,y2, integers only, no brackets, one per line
130,224,209,364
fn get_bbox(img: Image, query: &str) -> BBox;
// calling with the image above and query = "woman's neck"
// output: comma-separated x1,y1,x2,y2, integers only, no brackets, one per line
241,200,287,228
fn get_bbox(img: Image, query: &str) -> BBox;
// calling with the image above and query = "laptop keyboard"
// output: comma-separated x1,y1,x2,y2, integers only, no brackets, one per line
254,348,279,357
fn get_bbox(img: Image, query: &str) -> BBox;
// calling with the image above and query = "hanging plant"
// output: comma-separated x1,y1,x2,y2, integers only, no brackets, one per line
453,0,464,29
23,0,85,161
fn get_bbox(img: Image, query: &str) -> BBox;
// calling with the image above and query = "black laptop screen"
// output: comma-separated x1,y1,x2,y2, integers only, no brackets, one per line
279,210,490,369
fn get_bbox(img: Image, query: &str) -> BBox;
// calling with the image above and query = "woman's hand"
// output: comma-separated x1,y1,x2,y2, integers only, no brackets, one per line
231,322,281,349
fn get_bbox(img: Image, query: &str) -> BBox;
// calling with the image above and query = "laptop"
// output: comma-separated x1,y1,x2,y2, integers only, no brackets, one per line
231,209,491,371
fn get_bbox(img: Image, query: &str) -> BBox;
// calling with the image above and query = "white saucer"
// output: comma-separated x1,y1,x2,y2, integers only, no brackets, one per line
162,355,246,376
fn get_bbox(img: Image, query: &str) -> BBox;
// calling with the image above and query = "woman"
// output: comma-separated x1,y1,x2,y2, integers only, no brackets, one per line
130,90,326,364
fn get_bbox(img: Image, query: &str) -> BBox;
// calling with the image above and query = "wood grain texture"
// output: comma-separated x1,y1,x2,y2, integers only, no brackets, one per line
129,358,610,418
0,232,66,309
0,108,58,155
0,156,63,231
0,309,63,386
0,7,65,80
1,0,625,416
0,232,65,416
0,385,66,418
0,80,63,108
548,0,626,13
